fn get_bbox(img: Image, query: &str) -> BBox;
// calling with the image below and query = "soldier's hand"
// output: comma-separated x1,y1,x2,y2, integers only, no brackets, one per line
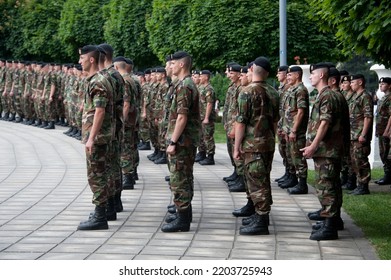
166,145,176,155
288,132,297,142
2,91,7,97
85,139,94,155
202,118,209,124
233,149,241,161
358,135,366,144
383,131,390,138
300,145,316,159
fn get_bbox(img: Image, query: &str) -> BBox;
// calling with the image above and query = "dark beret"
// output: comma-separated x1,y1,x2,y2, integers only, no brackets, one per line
253,56,271,72
75,64,82,71
170,51,190,60
379,77,391,84
125,58,133,65
144,68,151,74
229,64,242,72
192,70,201,75
351,74,365,84
113,56,126,63
0,58,5,62
25,62,31,66
200,70,211,76
97,43,113,56
278,65,289,72
310,62,333,73
165,55,172,62
155,67,166,73
136,71,145,77
226,62,238,68
247,62,254,68
339,70,349,76
329,67,340,78
341,76,351,82
288,66,302,73
79,45,98,55
240,66,248,74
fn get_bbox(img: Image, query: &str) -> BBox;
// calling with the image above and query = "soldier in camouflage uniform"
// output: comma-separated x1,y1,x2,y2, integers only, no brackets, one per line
0,59,6,118
222,62,241,183
223,64,245,192
302,63,350,240
2,61,13,121
42,63,57,129
348,74,373,195
138,68,152,150
281,66,309,195
374,77,391,185
161,51,201,233
197,70,216,166
22,62,35,125
32,63,45,127
77,45,114,231
234,57,279,235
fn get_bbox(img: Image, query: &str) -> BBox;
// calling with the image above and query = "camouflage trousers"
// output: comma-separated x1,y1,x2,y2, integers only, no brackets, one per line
278,134,295,174
38,98,46,120
244,151,274,215
108,139,122,197
22,95,34,119
158,118,168,151
1,93,10,114
138,117,150,142
121,126,137,175
313,157,342,218
168,145,197,211
33,97,40,120
379,136,391,172
226,135,235,167
341,153,354,177
86,143,109,207
198,122,216,155
149,119,159,149
350,141,371,184
13,90,23,117
287,135,308,178
45,98,56,121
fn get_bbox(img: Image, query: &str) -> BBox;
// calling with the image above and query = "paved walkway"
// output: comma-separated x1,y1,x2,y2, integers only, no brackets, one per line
0,121,378,260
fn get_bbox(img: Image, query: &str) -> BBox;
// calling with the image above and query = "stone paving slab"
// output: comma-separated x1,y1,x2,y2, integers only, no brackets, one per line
0,120,379,260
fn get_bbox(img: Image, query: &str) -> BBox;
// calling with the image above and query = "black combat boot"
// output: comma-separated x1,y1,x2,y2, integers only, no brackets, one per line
223,168,238,182
106,197,117,221
349,183,370,195
33,119,42,127
310,217,339,240
78,205,108,230
122,173,134,190
279,173,298,189
375,171,391,185
228,176,246,192
147,148,159,160
138,141,151,150
64,126,73,135
154,152,167,164
232,199,255,217
195,151,206,162
199,154,215,165
114,191,123,212
165,205,193,223
1,112,9,120
275,168,289,182
312,216,344,231
39,120,47,128
70,128,79,137
342,174,357,190
27,119,35,125
44,121,55,129
287,177,308,195
165,175,170,182
239,214,269,235
75,130,81,140
161,208,191,232
7,113,15,122
307,209,325,221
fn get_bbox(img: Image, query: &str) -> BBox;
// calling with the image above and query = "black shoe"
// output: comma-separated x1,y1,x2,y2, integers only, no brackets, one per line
375,172,391,185
165,206,193,223
154,152,167,164
39,121,48,128
349,183,370,195
342,174,357,190
44,121,55,129
114,192,123,212
279,174,298,189
161,208,191,232
312,216,344,231
239,214,269,235
199,154,215,165
165,175,170,182
78,206,108,230
33,119,42,127
106,197,117,221
223,169,238,182
123,174,134,190
307,209,325,221
195,152,206,162
340,170,348,186
287,178,308,194
232,199,255,217
138,141,151,150
64,126,74,135
147,149,159,160
275,170,289,182
228,183,246,192
310,217,338,240
167,205,176,214
7,113,15,122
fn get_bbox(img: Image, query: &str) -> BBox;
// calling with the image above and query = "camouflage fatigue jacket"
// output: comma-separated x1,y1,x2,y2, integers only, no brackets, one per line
199,83,216,122
307,87,349,158
122,73,138,127
277,83,290,130
154,81,169,120
4,68,14,92
375,92,391,136
236,81,279,153
163,78,180,123
349,89,373,141
223,82,237,129
82,72,114,145
281,82,309,135
226,84,242,132
166,75,201,147
0,67,5,93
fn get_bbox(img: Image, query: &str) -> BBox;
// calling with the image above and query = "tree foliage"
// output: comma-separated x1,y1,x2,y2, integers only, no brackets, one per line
307,0,391,67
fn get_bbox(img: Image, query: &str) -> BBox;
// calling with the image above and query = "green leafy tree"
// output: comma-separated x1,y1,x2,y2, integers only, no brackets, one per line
103,0,158,69
58,0,107,61
0,0,20,59
307,0,391,67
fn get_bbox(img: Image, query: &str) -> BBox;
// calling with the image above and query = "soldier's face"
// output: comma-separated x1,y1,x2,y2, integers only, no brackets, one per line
310,69,321,87
229,72,240,83
350,79,361,91
165,62,172,77
170,60,181,76
200,74,208,84
276,71,286,82
342,81,351,91
380,82,390,93
79,54,91,72
287,72,298,86
193,74,200,84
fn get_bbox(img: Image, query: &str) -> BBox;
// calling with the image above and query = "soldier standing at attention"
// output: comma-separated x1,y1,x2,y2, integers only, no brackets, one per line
374,77,391,185
161,51,201,232
198,70,217,166
77,45,114,230
282,66,309,195
348,74,373,195
234,57,279,235
301,63,350,240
